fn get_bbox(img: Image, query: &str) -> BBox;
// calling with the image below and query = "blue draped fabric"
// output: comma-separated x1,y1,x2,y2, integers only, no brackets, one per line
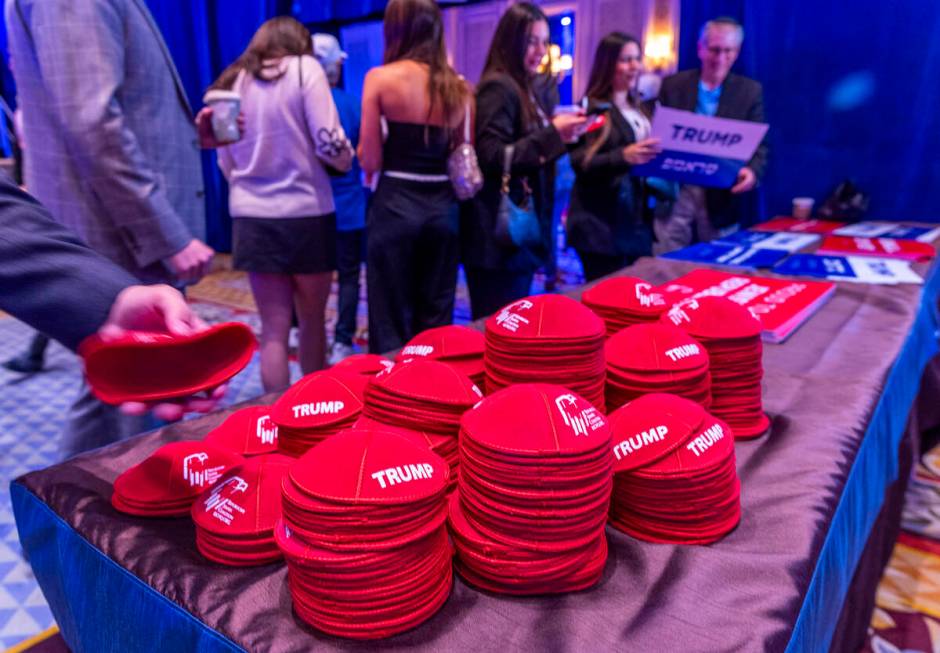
678,1,940,222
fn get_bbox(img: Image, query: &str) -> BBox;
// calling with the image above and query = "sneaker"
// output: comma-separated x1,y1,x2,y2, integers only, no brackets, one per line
2,353,45,373
328,342,355,366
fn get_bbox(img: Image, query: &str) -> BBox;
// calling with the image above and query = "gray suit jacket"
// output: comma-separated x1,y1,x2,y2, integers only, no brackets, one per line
5,0,205,283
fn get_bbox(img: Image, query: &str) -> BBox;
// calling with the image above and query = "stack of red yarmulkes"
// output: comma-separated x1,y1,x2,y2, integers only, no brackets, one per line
332,353,394,377
271,370,368,457
581,276,670,337
605,323,712,412
608,393,740,544
449,384,612,595
112,441,243,517
484,295,607,409
276,428,453,639
661,297,769,439
204,405,279,456
363,358,481,489
396,325,486,387
192,453,292,565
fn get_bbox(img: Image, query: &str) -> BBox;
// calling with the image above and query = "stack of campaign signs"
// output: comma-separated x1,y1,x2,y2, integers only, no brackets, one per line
661,268,836,343
662,297,769,439
192,454,292,566
396,325,486,388
276,428,453,639
604,323,712,412
832,221,940,242
772,254,924,285
111,441,243,517
608,394,740,544
484,295,607,409
660,230,818,269
271,370,368,457
449,384,612,595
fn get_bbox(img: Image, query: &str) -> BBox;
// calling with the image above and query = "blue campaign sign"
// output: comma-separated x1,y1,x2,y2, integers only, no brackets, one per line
660,242,788,268
631,107,768,188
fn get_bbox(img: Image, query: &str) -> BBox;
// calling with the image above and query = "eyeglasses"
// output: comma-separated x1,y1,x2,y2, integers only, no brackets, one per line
706,46,739,56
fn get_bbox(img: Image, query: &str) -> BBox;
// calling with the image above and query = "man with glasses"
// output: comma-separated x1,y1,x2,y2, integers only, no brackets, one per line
652,17,768,253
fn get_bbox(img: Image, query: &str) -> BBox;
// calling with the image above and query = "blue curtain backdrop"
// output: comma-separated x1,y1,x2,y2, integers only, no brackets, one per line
679,0,940,222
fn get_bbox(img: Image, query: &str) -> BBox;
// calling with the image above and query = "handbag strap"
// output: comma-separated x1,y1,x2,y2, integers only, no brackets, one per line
501,145,514,195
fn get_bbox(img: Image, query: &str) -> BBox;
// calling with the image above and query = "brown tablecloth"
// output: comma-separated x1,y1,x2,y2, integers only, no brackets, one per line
13,257,940,652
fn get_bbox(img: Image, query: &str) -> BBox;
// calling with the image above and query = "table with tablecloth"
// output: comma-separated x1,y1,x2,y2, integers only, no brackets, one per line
10,255,940,653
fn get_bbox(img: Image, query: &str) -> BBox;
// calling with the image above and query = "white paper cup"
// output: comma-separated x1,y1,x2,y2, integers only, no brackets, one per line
792,197,814,220
202,90,241,144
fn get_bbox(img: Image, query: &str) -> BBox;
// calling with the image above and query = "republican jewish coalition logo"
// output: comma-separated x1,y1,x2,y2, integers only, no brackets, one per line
634,282,666,308
255,414,278,445
203,475,249,525
554,394,605,437
182,452,227,488
494,299,533,333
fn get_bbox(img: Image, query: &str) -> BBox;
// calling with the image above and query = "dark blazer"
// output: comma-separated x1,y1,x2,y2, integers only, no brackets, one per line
0,176,137,351
567,100,652,258
460,74,567,273
657,69,768,229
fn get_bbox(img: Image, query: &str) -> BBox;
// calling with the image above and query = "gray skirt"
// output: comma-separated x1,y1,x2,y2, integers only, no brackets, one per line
232,213,336,274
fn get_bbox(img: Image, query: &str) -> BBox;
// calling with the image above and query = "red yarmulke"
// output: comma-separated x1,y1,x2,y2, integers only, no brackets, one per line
396,325,485,361
606,323,709,373
204,406,279,456
608,394,707,473
461,384,610,458
192,453,292,537
485,295,605,342
289,428,449,504
80,322,256,404
331,354,395,377
369,358,482,406
112,441,244,515
271,370,367,430
661,296,762,340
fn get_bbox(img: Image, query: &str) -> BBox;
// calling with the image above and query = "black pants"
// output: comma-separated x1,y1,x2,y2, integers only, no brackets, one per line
334,228,365,346
576,250,636,283
465,266,534,321
367,178,458,354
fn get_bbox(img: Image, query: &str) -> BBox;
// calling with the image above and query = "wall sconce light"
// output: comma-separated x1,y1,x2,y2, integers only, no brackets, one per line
644,32,675,72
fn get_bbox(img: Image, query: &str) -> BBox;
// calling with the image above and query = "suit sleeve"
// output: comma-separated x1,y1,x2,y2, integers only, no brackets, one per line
0,178,138,351
474,79,566,176
26,0,194,268
746,82,768,179
300,56,353,173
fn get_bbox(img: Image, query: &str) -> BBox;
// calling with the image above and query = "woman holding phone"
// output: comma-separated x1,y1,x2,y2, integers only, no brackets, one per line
460,2,587,319
568,32,660,281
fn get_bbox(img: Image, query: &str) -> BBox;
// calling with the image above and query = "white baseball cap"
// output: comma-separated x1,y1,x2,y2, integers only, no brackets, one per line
313,33,348,66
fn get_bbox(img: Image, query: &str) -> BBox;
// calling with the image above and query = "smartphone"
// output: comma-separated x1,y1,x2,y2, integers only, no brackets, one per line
585,101,612,116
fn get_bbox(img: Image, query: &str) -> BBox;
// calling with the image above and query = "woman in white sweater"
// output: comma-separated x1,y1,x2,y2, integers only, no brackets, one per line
212,17,352,391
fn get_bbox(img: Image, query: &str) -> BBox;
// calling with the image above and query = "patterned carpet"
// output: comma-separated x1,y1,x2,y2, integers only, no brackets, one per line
1,249,938,652
864,446,940,652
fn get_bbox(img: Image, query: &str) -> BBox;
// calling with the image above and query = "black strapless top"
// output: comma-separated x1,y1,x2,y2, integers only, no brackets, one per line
383,121,450,175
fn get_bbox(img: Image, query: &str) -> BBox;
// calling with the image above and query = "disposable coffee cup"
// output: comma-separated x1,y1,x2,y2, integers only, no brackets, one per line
792,197,814,220
202,90,241,144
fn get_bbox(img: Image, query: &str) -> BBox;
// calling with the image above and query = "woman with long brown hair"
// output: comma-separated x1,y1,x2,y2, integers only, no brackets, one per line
211,17,352,391
459,2,587,319
567,32,660,281
359,0,471,353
